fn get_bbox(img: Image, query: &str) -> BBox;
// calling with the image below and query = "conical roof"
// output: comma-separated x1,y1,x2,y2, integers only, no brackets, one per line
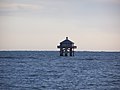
60,37,74,44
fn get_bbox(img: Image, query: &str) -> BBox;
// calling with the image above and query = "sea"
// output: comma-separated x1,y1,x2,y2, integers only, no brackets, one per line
0,51,120,90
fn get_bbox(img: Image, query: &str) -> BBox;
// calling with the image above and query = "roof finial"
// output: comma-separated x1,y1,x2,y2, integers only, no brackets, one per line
66,37,68,40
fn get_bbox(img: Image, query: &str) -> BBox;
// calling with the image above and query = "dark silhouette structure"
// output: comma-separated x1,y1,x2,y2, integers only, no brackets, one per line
57,37,77,56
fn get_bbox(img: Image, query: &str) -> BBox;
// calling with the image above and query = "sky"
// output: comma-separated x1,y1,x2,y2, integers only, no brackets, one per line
0,0,120,51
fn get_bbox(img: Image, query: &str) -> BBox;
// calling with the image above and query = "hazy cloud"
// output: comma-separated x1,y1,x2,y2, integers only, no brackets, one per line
88,0,120,4
0,3,40,11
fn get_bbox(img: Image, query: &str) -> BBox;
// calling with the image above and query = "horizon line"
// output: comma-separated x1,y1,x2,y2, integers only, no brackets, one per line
0,50,120,52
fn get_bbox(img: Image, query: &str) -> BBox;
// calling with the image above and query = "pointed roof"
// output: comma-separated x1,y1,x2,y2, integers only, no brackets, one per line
60,37,74,44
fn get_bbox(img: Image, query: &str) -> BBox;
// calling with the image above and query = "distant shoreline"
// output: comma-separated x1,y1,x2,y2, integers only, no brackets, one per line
0,50,120,53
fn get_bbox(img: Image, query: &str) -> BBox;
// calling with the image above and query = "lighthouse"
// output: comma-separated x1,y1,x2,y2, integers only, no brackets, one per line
57,37,77,56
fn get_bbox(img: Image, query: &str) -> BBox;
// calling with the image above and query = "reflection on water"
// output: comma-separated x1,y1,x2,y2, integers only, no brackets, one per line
0,51,120,90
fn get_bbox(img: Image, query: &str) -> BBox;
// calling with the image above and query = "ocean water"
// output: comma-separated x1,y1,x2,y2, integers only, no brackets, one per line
0,51,120,90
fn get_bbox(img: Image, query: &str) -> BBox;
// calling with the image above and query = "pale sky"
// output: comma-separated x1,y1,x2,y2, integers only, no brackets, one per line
0,0,120,51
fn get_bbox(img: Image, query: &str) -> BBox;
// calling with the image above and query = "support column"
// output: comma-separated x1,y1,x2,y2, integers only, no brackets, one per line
65,48,68,56
60,48,63,56
73,48,74,56
70,48,72,56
